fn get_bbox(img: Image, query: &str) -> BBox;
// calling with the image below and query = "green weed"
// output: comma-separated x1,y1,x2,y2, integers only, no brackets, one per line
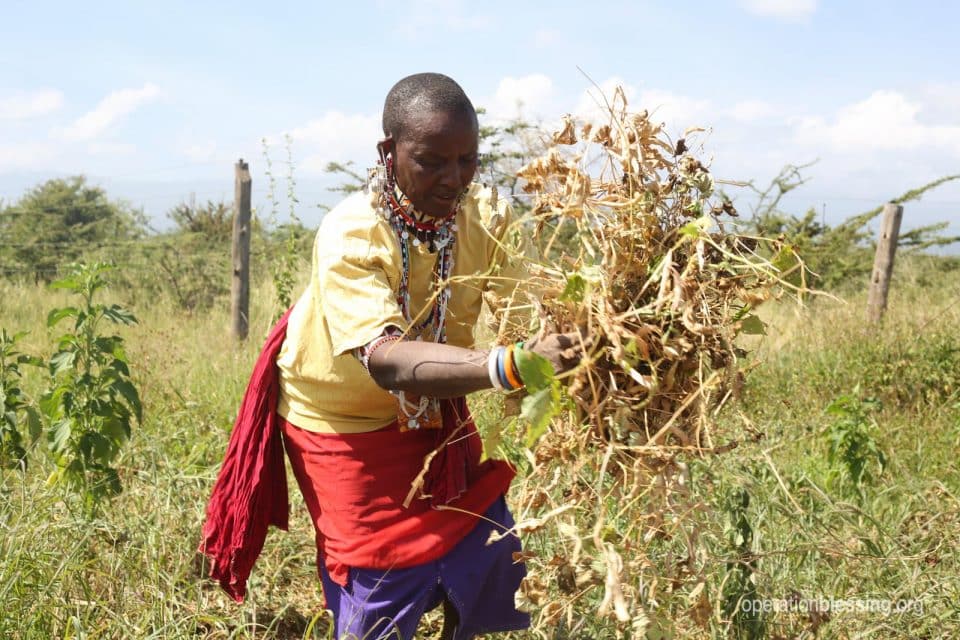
40,262,142,517
825,391,886,494
719,484,766,639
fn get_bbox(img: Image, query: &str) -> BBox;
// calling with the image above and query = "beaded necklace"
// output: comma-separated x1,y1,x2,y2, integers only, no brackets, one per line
375,158,460,429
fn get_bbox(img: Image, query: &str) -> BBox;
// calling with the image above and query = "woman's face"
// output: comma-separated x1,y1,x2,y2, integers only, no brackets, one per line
386,109,479,218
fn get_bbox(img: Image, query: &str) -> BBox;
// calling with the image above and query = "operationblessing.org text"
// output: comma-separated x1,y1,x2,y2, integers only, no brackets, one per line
740,597,923,616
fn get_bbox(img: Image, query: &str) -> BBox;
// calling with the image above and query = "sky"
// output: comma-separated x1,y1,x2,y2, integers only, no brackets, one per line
1,0,958,241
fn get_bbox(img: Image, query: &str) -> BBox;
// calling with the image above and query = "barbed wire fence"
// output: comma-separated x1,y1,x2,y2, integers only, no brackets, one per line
2,161,958,290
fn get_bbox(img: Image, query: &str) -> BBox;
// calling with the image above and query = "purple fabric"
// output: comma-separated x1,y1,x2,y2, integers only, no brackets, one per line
321,496,530,640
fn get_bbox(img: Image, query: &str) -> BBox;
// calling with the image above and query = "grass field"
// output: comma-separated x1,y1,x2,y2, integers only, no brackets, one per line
1,255,958,639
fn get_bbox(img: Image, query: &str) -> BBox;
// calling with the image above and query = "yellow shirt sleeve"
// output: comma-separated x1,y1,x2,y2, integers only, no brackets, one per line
317,230,406,357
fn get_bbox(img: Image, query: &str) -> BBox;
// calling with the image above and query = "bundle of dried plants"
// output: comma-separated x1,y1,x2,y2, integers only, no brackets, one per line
496,86,807,636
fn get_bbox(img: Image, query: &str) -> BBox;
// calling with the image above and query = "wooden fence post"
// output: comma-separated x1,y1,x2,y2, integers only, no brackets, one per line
866,202,904,323
232,159,252,340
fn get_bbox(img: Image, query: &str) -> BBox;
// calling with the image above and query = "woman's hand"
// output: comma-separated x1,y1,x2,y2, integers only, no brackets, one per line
524,330,591,375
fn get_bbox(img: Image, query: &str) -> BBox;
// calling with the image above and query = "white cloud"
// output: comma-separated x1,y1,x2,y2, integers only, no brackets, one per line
727,99,780,122
532,28,561,48
793,90,960,156
638,89,712,130
486,74,555,119
61,83,161,142
0,89,64,120
572,80,712,135
574,77,638,123
738,0,817,22
286,111,381,176
917,83,960,125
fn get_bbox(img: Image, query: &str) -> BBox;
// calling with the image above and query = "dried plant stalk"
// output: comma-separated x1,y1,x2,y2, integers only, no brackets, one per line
501,86,806,634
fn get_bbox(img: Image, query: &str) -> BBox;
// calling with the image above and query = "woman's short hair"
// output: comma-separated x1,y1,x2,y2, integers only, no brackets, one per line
382,73,477,141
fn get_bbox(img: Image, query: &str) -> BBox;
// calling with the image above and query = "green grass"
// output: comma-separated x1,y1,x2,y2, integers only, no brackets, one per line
692,257,960,639
1,256,958,639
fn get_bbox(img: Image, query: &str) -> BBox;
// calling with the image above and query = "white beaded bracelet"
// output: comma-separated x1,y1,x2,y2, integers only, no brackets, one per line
487,346,506,391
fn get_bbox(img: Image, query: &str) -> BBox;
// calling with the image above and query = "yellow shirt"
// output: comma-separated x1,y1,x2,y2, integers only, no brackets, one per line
276,183,526,433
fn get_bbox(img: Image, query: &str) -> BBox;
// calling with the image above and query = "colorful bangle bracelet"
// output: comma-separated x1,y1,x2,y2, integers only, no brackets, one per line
496,346,511,391
502,345,523,390
512,342,528,387
488,346,506,391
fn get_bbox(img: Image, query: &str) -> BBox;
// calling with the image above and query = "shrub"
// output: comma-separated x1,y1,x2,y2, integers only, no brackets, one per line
40,263,141,516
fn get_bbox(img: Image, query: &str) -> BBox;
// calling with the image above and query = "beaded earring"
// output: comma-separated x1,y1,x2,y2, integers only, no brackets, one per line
367,145,390,196
367,164,387,196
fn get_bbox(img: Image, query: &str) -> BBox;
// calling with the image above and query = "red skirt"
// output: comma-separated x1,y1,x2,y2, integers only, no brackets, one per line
281,397,516,586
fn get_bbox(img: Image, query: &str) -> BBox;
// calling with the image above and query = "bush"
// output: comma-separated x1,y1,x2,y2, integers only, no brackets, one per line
40,263,141,516
0,176,145,282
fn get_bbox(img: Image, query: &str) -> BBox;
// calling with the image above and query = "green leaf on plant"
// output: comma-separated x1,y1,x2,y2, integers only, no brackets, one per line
559,265,602,304
522,387,559,448
772,244,803,287
679,215,712,238
49,274,81,291
50,418,73,454
56,334,78,351
46,306,78,328
94,336,119,355
112,379,142,424
739,315,767,336
81,432,114,462
514,348,555,392
109,358,130,377
102,304,137,325
111,343,129,362
25,406,42,443
49,350,76,375
559,273,586,303
17,353,44,367
39,387,65,419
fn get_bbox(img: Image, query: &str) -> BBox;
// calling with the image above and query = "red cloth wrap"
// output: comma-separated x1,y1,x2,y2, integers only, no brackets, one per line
282,398,515,587
198,309,292,602
199,310,513,600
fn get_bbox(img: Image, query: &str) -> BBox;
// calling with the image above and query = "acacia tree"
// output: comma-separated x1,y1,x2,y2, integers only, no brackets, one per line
0,177,145,282
741,167,960,290
168,200,235,242
476,108,546,215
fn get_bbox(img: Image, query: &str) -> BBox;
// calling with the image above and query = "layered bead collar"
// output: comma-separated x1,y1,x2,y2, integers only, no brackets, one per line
380,178,459,253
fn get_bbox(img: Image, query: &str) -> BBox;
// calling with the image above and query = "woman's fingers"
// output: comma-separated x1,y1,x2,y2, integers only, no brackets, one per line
525,330,594,374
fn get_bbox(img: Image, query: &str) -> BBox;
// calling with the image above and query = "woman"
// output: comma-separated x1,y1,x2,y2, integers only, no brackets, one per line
202,72,582,640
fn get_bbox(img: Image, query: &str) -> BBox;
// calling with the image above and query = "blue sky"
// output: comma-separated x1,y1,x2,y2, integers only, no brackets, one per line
2,0,958,238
